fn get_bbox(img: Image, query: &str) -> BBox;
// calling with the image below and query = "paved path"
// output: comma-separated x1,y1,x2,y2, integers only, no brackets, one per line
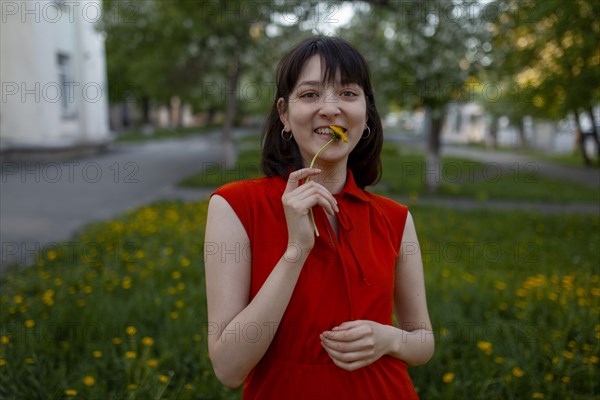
386,133,600,189
1,135,219,269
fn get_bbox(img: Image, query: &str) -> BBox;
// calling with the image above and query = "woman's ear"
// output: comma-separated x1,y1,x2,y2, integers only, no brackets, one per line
277,98,289,130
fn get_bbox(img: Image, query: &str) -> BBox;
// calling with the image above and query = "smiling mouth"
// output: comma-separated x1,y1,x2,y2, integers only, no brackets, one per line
314,126,346,136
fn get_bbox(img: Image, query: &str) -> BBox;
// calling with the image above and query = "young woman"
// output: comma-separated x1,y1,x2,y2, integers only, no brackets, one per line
204,36,434,399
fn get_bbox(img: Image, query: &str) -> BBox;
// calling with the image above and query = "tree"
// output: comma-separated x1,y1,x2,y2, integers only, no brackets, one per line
489,0,600,164
343,1,494,190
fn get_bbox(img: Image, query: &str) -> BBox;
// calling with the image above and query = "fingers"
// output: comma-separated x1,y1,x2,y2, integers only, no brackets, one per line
285,168,321,193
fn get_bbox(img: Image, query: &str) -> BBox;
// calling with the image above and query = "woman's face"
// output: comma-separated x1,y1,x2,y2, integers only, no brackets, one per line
278,55,367,169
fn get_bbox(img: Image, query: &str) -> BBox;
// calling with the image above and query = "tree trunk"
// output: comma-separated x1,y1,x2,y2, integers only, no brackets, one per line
222,58,240,169
489,115,499,149
517,118,527,148
425,105,444,192
586,106,600,160
573,110,590,166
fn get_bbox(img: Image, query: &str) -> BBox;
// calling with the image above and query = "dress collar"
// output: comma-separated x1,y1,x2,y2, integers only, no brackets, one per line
273,169,371,203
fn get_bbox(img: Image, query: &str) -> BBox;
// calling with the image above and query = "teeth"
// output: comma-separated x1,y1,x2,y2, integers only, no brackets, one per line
314,127,343,135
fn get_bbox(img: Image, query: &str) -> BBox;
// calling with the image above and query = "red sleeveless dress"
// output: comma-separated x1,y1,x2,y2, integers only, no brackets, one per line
213,170,419,399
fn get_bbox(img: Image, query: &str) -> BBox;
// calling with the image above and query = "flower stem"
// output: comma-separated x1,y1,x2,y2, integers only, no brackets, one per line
306,138,335,237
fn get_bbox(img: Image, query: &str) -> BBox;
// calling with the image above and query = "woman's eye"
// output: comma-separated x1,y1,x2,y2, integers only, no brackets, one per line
341,90,357,97
300,92,318,99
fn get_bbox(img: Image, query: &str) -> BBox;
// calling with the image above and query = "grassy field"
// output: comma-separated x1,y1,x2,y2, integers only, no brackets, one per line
1,202,598,399
1,137,599,399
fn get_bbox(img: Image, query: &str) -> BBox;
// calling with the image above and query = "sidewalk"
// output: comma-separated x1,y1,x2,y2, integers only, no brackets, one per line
1,134,220,269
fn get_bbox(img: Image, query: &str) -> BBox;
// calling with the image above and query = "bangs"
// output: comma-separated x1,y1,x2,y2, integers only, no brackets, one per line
277,37,374,98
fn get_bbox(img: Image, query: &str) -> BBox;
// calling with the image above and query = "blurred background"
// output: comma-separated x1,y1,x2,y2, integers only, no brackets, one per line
1,1,599,399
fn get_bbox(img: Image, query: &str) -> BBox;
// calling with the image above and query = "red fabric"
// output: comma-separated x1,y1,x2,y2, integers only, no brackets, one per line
213,170,418,400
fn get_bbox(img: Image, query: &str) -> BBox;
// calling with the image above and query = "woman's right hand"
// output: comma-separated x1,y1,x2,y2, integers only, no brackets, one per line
282,168,339,251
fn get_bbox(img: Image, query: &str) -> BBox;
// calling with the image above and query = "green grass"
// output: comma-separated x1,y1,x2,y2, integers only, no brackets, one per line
179,139,600,204
115,126,216,143
377,144,599,203
1,202,598,399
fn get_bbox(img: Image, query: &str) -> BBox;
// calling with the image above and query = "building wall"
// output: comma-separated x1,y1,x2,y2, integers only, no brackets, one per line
0,0,110,150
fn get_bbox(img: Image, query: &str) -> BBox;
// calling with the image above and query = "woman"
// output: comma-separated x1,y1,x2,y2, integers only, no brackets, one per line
204,37,434,399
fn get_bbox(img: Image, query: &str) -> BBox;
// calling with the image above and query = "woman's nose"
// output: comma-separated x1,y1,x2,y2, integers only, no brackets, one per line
318,91,340,119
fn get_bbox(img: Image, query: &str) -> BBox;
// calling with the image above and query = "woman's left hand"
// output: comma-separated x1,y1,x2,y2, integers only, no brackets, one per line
320,320,394,371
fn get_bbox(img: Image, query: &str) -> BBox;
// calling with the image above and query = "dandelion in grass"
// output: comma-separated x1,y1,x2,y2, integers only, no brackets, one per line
142,337,154,346
306,125,348,236
126,326,137,336
83,376,95,387
512,367,524,378
442,372,454,383
64,389,77,397
125,351,137,359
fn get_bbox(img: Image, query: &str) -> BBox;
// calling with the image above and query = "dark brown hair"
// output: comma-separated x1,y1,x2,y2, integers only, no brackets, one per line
260,36,383,188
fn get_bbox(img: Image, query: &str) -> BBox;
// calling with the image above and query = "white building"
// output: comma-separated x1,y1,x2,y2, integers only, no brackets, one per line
0,0,110,152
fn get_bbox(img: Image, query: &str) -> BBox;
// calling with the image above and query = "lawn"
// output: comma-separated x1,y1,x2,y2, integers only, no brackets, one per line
1,201,598,399
1,136,598,399
179,138,599,204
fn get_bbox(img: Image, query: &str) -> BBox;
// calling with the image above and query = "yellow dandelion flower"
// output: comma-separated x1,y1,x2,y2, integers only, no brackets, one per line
92,351,102,358
588,355,598,364
171,271,182,280
441,268,450,278
54,277,63,286
548,292,558,301
1,336,9,345
159,374,170,383
64,389,77,396
125,326,137,336
477,341,493,356
532,393,545,399
0,359,6,367
112,337,122,345
122,276,132,289
512,367,524,377
13,295,23,304
24,320,35,329
175,300,184,308
494,356,504,364
176,282,186,291
83,376,95,386
165,247,173,256
563,351,574,360
193,334,202,342
561,376,570,383
82,285,93,294
499,302,508,310
170,311,179,319
516,288,527,297
544,373,554,382
147,359,158,367
494,281,506,291
47,249,58,260
25,358,35,365
442,372,455,383
142,337,154,347
181,258,191,267
184,383,194,390
167,287,177,295
125,351,137,359
127,384,138,391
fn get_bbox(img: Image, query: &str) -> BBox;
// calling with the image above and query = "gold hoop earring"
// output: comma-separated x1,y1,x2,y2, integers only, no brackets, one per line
362,126,371,139
281,129,292,141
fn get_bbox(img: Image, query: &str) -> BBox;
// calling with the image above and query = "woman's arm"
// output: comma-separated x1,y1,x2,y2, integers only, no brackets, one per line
205,168,338,388
389,210,435,365
320,211,434,369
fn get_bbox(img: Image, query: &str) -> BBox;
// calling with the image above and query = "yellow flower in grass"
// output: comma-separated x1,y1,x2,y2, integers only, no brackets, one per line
306,125,349,237
64,389,77,396
442,372,455,383
25,358,35,365
1,336,9,345
0,359,6,367
142,337,154,347
82,376,95,386
532,393,545,399
125,351,137,359
13,295,23,304
159,374,170,383
24,319,35,329
127,384,138,391
563,350,574,360
125,326,137,336
92,351,102,358
544,373,554,382
561,376,570,383
477,341,493,356
512,367,525,378
147,359,158,367
112,337,122,345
